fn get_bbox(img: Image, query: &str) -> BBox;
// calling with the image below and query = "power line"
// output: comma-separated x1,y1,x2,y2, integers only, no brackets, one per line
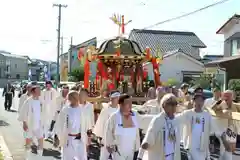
143,0,231,30
92,0,231,44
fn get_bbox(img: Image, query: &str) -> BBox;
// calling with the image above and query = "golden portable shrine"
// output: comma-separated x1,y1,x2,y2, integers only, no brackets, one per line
81,15,162,100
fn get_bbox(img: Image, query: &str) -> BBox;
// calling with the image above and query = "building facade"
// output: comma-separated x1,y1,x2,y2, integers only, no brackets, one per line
0,51,28,87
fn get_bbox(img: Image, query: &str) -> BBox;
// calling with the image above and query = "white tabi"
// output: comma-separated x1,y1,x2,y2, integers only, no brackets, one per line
18,96,44,141
80,102,95,145
41,88,59,135
177,109,216,160
105,110,141,160
139,112,181,160
93,102,118,160
55,106,87,160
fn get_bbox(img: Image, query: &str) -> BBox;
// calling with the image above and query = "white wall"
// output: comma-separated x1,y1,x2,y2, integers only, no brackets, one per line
224,22,240,40
145,52,204,83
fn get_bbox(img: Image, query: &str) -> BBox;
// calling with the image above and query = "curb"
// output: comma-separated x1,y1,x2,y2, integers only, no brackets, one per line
0,136,13,160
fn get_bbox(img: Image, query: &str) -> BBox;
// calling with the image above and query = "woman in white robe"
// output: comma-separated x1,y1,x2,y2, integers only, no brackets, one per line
55,91,87,160
18,85,44,157
138,93,181,160
93,90,120,160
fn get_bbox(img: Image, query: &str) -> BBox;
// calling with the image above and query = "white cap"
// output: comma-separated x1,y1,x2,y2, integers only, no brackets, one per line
110,92,120,98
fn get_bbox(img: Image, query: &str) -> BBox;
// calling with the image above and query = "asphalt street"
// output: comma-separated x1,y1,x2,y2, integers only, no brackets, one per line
0,89,60,160
0,89,239,160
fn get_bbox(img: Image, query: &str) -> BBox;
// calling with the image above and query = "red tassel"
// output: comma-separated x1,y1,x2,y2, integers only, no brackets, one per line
84,60,90,88
146,47,150,60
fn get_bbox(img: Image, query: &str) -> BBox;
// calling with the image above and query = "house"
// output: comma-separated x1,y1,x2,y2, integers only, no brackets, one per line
29,59,57,81
0,51,28,87
205,14,240,87
129,29,206,83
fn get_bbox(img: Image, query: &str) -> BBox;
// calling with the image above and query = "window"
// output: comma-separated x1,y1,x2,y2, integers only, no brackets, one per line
231,39,240,56
16,74,20,79
15,64,17,68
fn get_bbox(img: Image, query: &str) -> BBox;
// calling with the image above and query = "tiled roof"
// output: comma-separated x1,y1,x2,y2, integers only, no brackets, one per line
128,29,206,57
0,51,28,59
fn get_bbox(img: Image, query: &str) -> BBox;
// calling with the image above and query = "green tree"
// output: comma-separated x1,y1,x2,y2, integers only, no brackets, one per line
192,74,212,89
68,67,84,82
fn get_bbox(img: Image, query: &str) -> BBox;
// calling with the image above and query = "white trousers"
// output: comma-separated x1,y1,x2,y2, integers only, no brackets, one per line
111,152,134,160
99,147,109,160
189,150,207,160
219,151,232,160
61,137,87,160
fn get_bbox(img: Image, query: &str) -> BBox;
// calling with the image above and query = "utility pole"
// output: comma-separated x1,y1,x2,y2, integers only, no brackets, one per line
60,36,64,55
69,36,73,73
53,3,67,85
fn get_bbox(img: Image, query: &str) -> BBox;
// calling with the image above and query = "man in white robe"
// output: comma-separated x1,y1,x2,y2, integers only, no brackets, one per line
18,83,32,146
105,94,154,160
18,83,32,113
137,93,181,160
177,93,217,160
41,81,59,138
55,91,87,160
49,85,69,135
93,90,120,160
204,87,221,109
78,88,95,156
18,85,44,157
136,86,166,114
210,90,240,157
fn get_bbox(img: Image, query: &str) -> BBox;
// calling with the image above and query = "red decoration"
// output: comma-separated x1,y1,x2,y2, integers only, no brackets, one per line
108,83,115,90
146,47,150,60
151,58,161,87
78,48,84,60
116,49,120,57
84,60,90,88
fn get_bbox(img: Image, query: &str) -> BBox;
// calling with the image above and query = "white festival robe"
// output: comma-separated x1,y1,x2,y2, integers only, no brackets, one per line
209,101,240,156
137,99,162,114
105,110,154,160
18,97,45,139
18,93,31,113
55,106,87,160
54,96,68,121
140,112,181,160
93,103,118,160
177,109,216,160
41,88,59,135
80,102,95,145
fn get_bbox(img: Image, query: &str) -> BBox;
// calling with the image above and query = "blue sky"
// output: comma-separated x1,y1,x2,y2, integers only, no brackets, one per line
0,0,238,61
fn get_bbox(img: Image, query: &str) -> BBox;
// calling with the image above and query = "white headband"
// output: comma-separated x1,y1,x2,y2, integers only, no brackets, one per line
110,92,120,98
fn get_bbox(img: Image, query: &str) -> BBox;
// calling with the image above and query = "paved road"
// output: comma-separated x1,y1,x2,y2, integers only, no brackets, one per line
0,89,59,160
0,89,239,160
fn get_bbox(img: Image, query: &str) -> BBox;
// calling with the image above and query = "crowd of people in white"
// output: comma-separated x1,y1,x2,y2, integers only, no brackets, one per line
17,81,240,160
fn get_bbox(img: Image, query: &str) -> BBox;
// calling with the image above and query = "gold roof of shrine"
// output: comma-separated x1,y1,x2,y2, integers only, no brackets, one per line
98,37,145,57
